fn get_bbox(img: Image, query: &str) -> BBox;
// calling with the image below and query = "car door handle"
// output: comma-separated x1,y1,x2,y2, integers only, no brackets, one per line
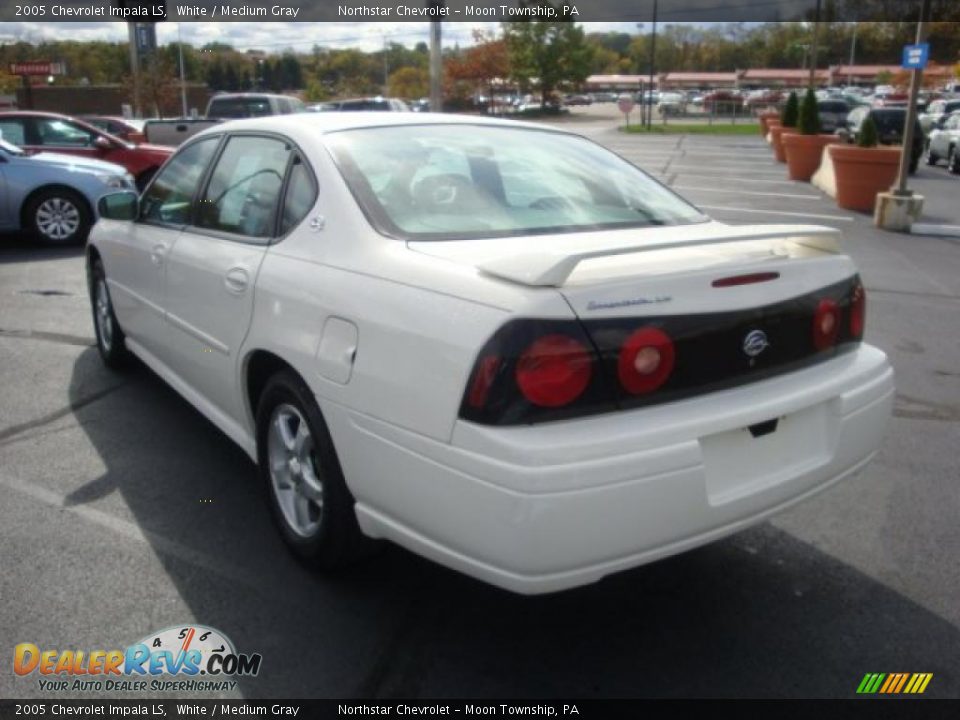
224,267,249,294
150,244,168,266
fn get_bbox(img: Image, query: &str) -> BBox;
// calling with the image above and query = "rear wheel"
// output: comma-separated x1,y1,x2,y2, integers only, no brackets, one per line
949,146,960,175
924,141,938,166
256,370,373,569
26,189,91,245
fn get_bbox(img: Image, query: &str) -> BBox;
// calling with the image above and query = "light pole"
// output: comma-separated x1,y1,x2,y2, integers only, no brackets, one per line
847,21,858,87
429,17,442,111
178,22,187,117
808,0,821,89
892,0,931,197
647,0,658,129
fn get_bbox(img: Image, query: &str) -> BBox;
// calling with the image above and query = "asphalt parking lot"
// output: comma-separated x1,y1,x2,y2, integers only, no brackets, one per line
1,125,958,700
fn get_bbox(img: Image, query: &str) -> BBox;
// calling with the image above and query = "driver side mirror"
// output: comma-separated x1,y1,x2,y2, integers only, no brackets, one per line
93,135,113,151
98,191,138,221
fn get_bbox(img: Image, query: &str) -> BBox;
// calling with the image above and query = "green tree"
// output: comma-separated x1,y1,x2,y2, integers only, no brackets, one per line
781,92,799,127
388,66,429,99
797,88,821,134
502,3,592,108
858,114,879,148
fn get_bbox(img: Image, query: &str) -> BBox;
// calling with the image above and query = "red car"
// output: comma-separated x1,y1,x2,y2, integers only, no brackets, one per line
0,111,172,190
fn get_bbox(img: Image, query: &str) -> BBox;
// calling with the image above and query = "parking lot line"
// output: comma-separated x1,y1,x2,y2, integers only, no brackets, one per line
668,164,786,176
671,174,802,186
675,185,822,200
696,204,856,222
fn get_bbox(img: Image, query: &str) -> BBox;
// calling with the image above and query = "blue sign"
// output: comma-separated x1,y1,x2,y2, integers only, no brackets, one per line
902,43,929,70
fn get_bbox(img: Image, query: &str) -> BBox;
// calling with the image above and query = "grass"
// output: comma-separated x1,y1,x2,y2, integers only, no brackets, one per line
621,122,760,135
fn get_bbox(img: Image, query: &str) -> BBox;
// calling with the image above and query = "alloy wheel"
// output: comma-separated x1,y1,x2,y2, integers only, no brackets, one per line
267,403,324,538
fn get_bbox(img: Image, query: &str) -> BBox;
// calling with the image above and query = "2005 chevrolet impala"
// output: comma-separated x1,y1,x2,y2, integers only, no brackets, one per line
87,113,894,594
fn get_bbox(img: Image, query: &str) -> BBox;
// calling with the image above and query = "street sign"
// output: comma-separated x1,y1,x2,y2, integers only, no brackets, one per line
902,43,929,70
617,95,635,115
9,61,65,76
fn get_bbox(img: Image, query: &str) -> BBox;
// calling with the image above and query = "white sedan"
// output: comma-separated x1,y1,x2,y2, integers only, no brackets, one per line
88,113,894,594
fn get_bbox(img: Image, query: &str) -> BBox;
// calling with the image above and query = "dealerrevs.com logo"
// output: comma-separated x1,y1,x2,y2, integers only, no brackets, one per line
13,624,262,693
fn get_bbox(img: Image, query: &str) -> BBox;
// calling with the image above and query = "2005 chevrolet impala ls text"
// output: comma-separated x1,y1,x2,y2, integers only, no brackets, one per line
86,113,894,594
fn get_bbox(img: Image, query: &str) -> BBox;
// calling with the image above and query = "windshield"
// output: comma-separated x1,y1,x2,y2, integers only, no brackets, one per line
325,124,706,241
208,97,273,118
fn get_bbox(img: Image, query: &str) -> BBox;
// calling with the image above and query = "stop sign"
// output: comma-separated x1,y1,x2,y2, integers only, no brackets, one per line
617,94,636,114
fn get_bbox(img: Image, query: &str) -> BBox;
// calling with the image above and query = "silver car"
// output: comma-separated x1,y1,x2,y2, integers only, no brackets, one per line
0,139,133,244
924,111,960,174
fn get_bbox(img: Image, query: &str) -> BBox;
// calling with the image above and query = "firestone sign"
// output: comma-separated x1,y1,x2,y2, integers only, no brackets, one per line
9,61,65,76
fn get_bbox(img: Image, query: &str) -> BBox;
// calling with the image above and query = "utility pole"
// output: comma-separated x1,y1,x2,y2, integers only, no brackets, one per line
178,22,188,117
892,0,931,197
647,0,658,128
427,0,444,112
808,0,821,89
847,21,857,87
127,23,141,117
382,34,389,96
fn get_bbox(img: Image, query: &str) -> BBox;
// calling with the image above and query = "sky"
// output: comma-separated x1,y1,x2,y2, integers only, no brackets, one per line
0,21,665,53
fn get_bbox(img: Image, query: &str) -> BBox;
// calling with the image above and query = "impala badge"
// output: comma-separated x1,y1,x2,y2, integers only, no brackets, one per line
743,329,770,359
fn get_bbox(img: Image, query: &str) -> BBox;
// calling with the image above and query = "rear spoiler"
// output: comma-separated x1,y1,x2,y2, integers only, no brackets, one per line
476,225,842,287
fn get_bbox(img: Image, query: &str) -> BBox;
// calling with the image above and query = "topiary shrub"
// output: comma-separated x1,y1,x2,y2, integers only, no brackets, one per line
781,92,799,127
858,114,879,148
798,87,821,135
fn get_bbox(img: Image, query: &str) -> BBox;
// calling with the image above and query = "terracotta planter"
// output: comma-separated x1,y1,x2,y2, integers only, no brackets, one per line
829,144,902,212
783,133,839,181
764,118,781,144
758,111,780,136
770,126,797,163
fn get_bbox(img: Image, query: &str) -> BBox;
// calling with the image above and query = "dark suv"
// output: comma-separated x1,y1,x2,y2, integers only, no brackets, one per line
840,107,923,173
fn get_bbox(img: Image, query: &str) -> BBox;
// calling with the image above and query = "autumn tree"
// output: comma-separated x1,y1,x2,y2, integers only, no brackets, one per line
446,29,509,103
388,66,429,99
502,3,592,108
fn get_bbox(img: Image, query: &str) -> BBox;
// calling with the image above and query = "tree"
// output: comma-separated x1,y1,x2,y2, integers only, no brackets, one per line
206,59,225,92
781,91,799,127
875,69,894,85
797,88,821,134
388,67,429,99
446,29,509,103
502,3,593,108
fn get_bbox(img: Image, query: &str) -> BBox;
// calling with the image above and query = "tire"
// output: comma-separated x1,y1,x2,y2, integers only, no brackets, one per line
90,259,132,369
924,141,938,166
26,188,91,245
949,146,960,175
256,370,373,569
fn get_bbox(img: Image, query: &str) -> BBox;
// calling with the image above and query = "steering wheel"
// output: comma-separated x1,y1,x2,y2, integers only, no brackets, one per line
411,173,475,209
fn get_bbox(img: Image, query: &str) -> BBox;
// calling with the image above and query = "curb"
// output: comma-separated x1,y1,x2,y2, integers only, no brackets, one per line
910,223,960,238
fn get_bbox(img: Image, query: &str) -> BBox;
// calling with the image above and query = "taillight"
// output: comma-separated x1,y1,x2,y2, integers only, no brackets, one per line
812,298,840,350
849,283,866,339
516,334,592,407
467,355,501,409
617,326,675,395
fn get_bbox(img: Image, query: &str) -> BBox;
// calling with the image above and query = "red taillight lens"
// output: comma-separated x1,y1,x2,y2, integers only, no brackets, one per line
515,334,593,407
812,298,840,350
467,355,501,409
618,326,676,395
849,283,866,339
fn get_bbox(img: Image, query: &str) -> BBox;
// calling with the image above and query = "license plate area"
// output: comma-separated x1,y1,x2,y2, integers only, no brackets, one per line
701,403,831,506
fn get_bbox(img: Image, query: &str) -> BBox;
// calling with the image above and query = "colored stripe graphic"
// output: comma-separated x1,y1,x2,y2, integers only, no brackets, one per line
857,673,932,694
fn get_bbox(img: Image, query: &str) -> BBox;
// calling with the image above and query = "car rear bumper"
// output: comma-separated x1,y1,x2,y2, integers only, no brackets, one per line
324,344,894,594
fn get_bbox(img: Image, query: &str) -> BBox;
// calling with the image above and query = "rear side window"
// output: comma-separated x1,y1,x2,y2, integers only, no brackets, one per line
280,157,317,234
196,135,290,239
140,136,220,225
0,118,26,145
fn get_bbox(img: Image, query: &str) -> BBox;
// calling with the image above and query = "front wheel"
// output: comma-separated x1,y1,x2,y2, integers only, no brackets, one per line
90,259,132,369
27,189,91,245
256,370,373,569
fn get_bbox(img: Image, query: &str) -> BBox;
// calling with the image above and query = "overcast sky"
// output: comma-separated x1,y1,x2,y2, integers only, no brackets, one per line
0,21,657,52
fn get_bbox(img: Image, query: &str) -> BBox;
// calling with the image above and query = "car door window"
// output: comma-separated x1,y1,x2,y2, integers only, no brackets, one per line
140,136,220,226
34,118,96,147
196,135,290,239
0,118,26,145
280,156,317,235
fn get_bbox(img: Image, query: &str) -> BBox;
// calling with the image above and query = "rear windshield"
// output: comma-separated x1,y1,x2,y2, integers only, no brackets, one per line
208,97,273,118
338,100,391,111
871,111,907,132
325,124,706,241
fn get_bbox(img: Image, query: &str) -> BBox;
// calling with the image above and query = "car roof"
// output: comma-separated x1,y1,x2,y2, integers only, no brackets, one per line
194,112,563,139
